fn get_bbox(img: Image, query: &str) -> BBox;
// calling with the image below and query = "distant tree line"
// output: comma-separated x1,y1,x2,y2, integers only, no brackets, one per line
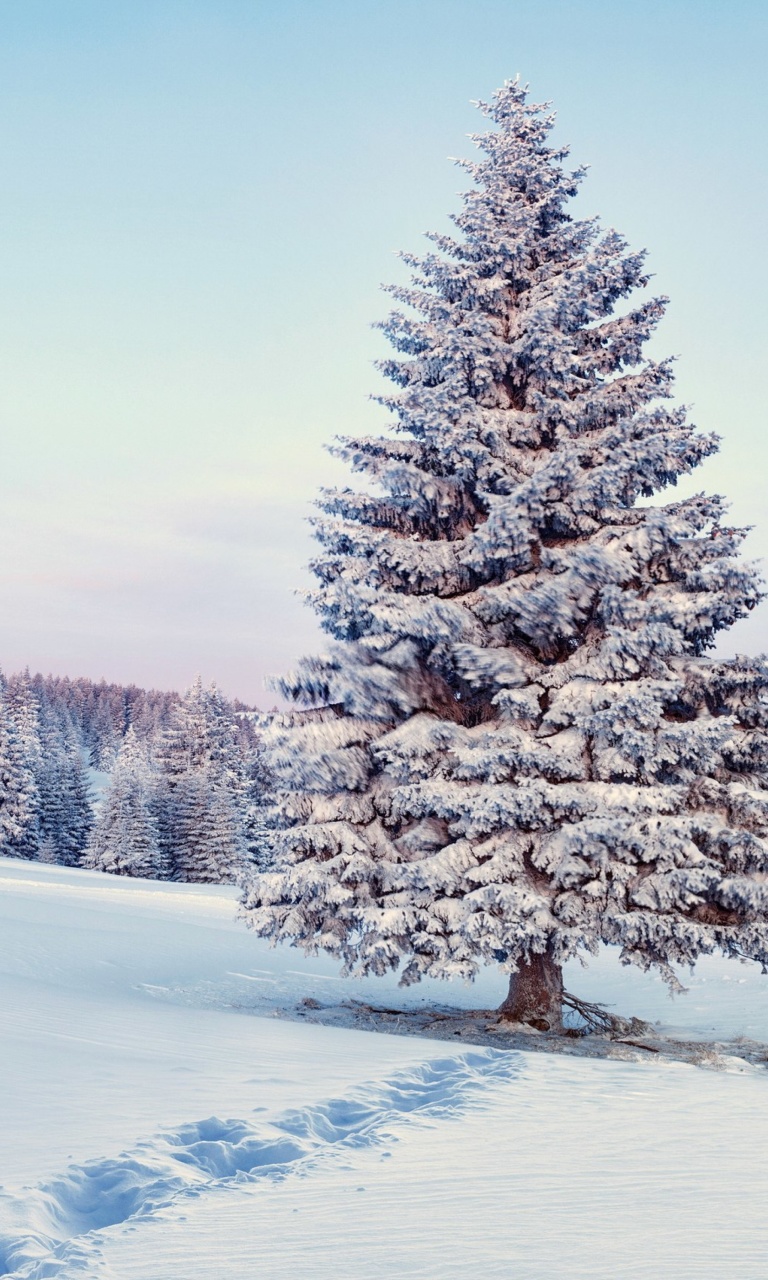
40,673,181,768
0,671,269,883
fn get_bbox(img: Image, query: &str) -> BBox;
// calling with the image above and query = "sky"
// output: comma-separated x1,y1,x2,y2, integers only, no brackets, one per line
0,0,765,704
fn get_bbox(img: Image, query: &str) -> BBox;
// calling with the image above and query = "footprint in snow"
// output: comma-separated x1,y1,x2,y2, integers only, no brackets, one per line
0,1048,520,1280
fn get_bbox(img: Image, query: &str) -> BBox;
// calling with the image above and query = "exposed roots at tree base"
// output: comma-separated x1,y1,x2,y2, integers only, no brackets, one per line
287,996,768,1071
562,991,653,1040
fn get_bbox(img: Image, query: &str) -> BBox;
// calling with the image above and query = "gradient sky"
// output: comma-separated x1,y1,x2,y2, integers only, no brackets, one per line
0,0,765,703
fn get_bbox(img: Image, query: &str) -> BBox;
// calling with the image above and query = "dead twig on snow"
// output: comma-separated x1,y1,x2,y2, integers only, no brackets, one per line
563,991,653,1039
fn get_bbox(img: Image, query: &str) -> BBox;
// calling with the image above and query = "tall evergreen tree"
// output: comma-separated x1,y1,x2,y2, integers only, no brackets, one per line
60,726,93,865
4,670,43,857
36,712,92,867
88,692,124,769
155,677,250,879
173,766,245,884
0,686,39,860
84,727,167,878
155,678,223,783
6,669,44,774
242,81,768,1030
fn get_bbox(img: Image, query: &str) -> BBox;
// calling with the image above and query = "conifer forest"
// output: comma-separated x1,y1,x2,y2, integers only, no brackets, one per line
0,669,268,883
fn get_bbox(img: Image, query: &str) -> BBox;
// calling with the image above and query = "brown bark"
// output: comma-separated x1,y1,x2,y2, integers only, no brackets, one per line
498,951,564,1032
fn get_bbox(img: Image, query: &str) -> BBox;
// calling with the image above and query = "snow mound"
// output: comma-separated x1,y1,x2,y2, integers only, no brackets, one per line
0,1049,517,1279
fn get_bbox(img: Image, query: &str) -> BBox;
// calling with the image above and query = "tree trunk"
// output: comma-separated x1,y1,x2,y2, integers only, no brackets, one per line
499,952,563,1032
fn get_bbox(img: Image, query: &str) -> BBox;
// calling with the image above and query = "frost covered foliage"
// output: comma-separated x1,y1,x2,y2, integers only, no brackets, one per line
241,81,768,996
36,673,180,770
0,687,38,860
172,769,246,884
0,671,92,866
0,667,265,881
84,729,167,879
154,678,251,883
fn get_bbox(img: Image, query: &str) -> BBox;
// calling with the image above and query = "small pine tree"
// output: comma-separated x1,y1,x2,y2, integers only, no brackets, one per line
0,686,39,860
5,669,44,777
84,728,167,878
89,692,124,769
172,767,244,884
60,727,93,865
156,677,241,778
4,670,44,858
155,678,249,878
241,81,768,1030
36,712,92,867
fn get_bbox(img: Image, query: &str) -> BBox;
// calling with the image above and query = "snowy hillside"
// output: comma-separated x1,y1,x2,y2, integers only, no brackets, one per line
1,857,767,1278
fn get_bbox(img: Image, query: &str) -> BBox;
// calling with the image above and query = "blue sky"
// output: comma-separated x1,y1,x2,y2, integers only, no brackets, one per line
0,0,765,702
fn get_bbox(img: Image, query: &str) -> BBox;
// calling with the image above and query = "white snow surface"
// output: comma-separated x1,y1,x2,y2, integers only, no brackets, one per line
1,857,767,1278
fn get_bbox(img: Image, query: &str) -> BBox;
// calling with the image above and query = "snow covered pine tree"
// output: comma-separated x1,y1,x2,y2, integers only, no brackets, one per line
241,81,768,1031
154,678,248,881
0,681,39,860
84,727,168,879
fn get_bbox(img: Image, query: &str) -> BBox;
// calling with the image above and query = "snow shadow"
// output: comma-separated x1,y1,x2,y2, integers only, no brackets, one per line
0,1048,519,1279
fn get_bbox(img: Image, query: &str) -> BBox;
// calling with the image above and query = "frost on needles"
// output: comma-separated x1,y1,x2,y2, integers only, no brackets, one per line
241,80,768,1031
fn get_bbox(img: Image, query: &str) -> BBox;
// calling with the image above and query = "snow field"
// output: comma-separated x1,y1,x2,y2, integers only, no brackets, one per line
0,860,441,1185
100,1056,768,1280
0,1051,518,1278
2,858,768,1278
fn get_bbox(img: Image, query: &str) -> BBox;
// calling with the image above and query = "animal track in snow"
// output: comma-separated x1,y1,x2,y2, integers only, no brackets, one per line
0,1049,519,1279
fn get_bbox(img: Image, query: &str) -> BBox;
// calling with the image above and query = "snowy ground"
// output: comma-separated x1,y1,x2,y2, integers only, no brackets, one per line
2,857,768,1278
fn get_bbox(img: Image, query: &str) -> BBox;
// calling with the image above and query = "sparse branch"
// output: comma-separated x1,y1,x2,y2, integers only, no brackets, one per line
563,992,653,1039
